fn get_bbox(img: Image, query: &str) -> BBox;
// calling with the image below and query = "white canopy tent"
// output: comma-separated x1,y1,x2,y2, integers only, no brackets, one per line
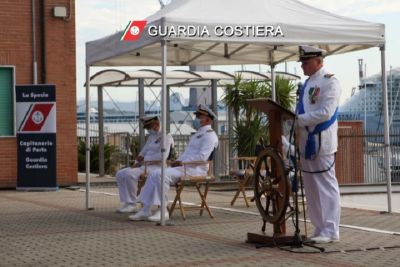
88,69,300,87
85,0,391,222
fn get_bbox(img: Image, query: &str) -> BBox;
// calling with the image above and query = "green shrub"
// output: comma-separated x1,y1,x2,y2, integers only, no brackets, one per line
77,140,116,174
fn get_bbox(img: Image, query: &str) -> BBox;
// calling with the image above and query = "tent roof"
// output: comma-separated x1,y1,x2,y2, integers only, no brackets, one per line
88,69,300,87
86,0,385,67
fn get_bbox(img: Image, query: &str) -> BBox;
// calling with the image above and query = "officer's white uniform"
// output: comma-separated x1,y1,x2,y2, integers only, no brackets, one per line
138,124,218,212
297,66,342,240
115,131,174,208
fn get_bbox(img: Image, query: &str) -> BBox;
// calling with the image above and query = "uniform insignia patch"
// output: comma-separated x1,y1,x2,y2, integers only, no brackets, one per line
324,73,334,78
309,86,320,104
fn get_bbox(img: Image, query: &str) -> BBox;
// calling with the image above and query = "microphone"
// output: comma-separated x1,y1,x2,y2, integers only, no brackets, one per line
296,82,303,97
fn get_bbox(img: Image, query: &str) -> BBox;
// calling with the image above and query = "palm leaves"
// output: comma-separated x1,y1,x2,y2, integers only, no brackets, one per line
223,74,296,156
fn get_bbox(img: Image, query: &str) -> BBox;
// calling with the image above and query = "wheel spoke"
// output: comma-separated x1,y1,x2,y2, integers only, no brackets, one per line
253,147,290,224
265,196,271,214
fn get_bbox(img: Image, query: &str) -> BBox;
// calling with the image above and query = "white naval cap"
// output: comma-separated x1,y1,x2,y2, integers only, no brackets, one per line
193,104,216,120
140,115,159,128
299,45,326,61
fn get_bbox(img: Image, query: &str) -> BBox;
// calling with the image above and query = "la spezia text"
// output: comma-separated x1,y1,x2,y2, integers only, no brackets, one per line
21,92,49,100
148,25,284,38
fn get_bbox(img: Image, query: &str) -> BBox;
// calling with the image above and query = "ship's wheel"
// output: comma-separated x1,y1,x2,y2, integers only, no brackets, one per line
253,147,290,224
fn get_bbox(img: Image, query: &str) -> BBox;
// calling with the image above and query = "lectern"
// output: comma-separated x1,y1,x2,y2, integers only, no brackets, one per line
246,98,296,246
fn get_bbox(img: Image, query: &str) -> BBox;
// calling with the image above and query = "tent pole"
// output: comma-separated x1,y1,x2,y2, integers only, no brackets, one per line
97,86,105,177
166,85,171,133
380,45,392,213
160,40,167,225
270,49,276,102
211,79,219,179
228,106,234,167
85,64,91,210
139,78,145,149
271,64,276,102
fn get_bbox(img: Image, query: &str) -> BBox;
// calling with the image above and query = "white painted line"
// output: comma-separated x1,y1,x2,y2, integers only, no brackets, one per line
338,223,400,236
79,189,116,196
79,189,400,235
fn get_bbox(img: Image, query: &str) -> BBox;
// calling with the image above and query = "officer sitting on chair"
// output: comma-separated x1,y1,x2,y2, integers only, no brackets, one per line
129,104,219,222
115,116,174,213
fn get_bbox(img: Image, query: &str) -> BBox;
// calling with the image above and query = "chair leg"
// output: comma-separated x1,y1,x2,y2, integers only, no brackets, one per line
198,183,205,216
177,184,186,220
230,189,241,206
169,183,186,220
241,188,250,208
197,182,214,218
175,182,186,220
137,176,146,195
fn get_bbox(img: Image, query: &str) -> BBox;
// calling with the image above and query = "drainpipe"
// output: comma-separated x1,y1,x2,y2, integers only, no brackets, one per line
40,0,46,83
32,0,38,84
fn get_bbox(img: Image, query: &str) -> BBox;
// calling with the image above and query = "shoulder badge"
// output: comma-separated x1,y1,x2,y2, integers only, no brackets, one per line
206,129,214,133
324,73,334,78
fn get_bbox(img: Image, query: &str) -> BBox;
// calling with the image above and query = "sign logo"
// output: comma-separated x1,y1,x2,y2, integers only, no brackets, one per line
32,111,44,124
19,103,54,132
120,20,147,41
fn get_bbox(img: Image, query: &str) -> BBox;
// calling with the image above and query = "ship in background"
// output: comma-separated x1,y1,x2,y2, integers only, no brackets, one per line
339,60,400,134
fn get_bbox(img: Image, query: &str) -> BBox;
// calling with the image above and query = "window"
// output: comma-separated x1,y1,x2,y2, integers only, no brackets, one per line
0,66,15,136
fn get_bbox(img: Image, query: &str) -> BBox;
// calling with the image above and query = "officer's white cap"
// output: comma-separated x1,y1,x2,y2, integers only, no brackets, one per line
194,104,216,120
140,115,159,128
299,45,326,61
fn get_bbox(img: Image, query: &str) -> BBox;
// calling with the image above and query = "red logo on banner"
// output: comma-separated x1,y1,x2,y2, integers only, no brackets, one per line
120,20,147,41
21,103,54,132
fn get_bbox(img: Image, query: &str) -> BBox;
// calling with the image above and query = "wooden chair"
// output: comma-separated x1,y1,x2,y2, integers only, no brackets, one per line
168,150,216,220
230,156,257,207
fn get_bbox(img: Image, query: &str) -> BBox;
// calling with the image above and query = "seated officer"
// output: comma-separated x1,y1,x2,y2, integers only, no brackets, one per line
115,116,174,213
129,104,219,221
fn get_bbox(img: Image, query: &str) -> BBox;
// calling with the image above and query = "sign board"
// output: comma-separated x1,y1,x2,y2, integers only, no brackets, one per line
16,85,57,190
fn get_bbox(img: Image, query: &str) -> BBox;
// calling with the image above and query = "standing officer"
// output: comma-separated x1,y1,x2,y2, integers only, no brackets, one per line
115,116,174,213
129,104,219,221
296,45,342,243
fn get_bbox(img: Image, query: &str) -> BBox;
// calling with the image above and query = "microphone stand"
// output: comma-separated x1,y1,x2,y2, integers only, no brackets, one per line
285,84,324,252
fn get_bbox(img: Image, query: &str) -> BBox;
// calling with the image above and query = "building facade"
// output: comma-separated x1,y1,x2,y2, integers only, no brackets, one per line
0,0,77,188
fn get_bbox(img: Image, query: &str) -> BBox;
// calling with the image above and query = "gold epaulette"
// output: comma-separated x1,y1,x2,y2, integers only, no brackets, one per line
324,73,335,78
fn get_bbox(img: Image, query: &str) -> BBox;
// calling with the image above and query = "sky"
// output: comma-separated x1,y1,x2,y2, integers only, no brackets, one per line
75,0,400,105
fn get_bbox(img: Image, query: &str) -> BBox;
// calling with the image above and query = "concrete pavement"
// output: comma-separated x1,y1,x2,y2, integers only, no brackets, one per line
0,184,400,267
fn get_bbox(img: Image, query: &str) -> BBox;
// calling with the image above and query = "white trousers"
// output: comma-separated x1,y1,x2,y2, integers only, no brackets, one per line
300,154,341,239
115,165,159,205
138,167,183,212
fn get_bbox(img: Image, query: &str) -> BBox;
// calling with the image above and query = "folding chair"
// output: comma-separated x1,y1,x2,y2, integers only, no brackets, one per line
168,150,216,220
229,156,257,207
230,139,265,207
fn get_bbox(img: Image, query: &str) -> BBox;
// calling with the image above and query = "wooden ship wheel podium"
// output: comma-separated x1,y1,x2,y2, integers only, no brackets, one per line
246,98,304,247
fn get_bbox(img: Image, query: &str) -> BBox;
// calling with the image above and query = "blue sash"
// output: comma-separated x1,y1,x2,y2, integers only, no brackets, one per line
297,80,338,160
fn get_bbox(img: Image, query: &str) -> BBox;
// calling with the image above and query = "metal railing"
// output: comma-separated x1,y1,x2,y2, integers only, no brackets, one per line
77,127,400,185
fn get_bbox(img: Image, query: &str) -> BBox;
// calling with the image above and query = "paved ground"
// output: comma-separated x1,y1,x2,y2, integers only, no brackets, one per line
1,181,400,267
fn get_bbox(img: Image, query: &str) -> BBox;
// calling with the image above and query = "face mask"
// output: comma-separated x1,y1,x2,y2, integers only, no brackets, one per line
192,118,201,130
147,129,157,135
